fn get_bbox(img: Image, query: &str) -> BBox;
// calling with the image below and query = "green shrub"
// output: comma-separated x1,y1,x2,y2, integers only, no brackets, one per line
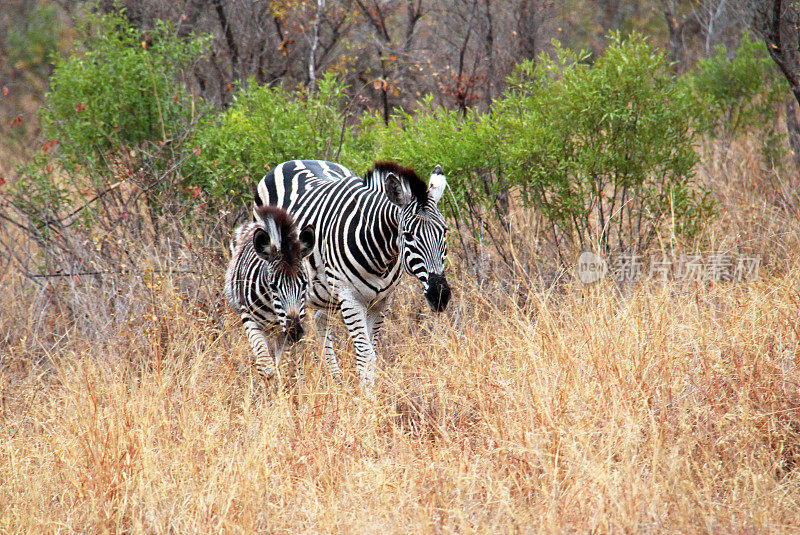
11,7,208,223
690,32,787,137
189,74,369,202
494,33,714,253
40,8,208,170
367,95,497,216
368,34,716,250
690,32,789,168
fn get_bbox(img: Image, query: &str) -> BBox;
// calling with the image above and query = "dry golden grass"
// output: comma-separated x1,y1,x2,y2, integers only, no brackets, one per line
1,137,799,532
2,263,800,532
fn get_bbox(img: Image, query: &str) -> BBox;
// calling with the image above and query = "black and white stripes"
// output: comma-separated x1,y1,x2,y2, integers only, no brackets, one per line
254,160,451,387
224,205,315,381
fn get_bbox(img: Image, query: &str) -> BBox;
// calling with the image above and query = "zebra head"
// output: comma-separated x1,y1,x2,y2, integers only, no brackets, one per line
381,163,451,312
252,206,316,343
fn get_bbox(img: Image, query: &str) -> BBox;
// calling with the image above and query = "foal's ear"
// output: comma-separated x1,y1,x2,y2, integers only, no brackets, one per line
384,172,412,207
298,225,315,258
253,227,279,262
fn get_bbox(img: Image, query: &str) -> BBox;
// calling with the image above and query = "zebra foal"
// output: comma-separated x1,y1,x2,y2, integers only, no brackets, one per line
254,160,451,388
224,205,315,381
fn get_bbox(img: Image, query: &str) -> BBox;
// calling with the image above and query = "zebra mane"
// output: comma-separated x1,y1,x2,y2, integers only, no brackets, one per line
252,205,304,274
369,161,428,206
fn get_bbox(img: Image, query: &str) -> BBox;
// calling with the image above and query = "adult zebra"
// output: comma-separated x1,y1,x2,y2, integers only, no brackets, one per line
254,160,451,387
224,205,315,381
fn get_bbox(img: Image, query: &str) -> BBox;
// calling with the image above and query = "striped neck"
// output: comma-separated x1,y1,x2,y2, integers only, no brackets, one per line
376,200,403,274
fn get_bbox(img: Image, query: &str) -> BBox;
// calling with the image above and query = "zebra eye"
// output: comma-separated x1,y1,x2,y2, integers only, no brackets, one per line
402,232,415,242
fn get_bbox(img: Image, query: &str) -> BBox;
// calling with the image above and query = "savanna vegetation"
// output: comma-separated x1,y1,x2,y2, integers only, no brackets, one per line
1,0,799,532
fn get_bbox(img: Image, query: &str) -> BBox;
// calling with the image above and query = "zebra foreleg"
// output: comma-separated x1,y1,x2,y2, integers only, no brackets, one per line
366,296,391,346
243,316,278,382
313,309,342,383
340,298,378,389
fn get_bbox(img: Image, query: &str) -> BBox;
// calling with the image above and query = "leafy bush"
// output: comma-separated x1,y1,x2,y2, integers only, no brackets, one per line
11,7,208,224
368,96,497,217
367,34,716,253
190,80,505,219
493,33,714,253
40,8,208,170
690,32,789,168
690,32,787,137
189,75,369,202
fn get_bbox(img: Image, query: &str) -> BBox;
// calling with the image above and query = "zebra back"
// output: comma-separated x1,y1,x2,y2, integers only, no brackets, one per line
255,160,450,309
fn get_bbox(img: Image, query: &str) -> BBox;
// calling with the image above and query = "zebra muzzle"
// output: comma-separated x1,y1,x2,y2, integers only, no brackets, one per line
285,315,304,344
425,273,451,312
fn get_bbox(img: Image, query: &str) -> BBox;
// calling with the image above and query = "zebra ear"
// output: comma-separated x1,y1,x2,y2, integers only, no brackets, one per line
298,225,315,258
253,227,279,262
384,172,411,207
229,226,243,256
428,165,446,205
